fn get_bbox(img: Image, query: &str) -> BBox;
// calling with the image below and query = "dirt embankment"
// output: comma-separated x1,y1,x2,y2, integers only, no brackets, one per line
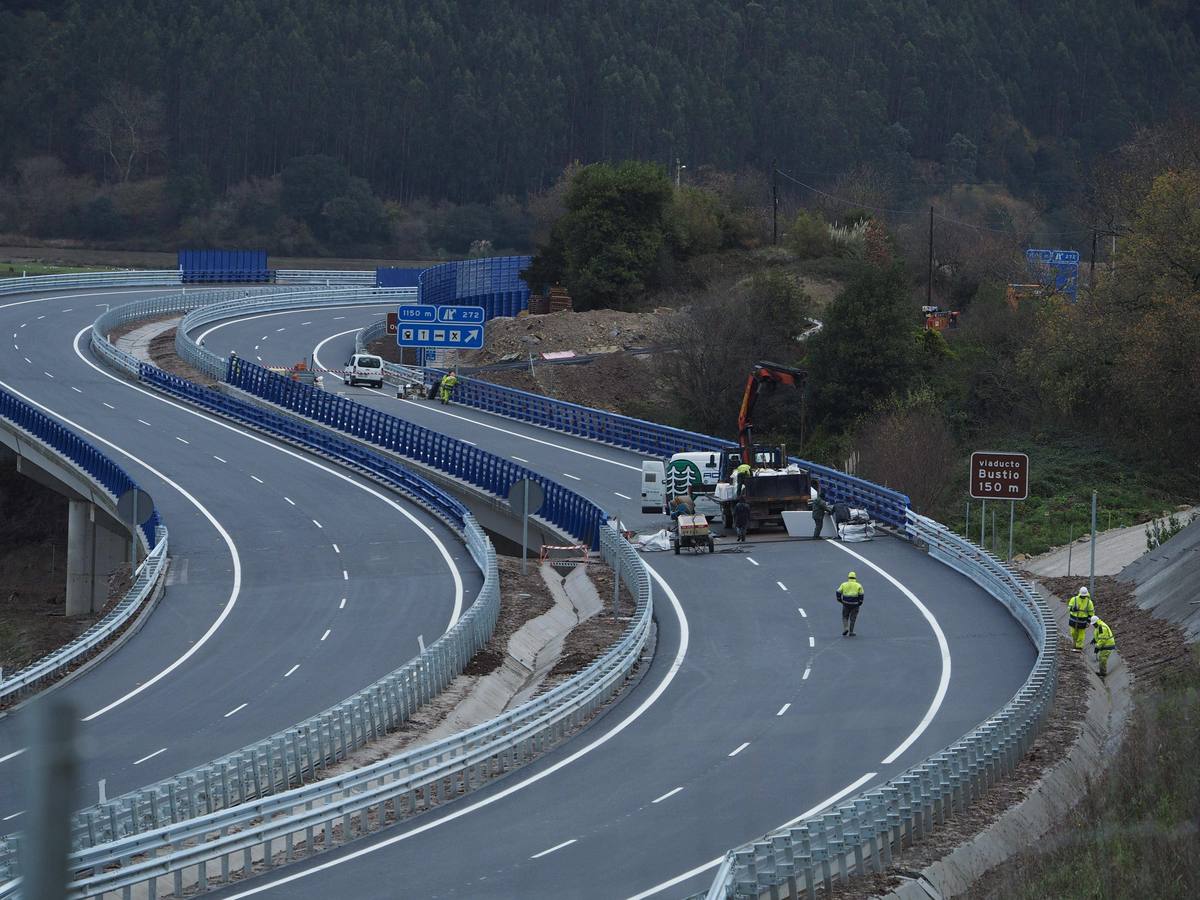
0,468,134,677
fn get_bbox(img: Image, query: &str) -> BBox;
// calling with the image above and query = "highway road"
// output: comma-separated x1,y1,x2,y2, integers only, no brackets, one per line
189,302,1037,898
0,288,477,823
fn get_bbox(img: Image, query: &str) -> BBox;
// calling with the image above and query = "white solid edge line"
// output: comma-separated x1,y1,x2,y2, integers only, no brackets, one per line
194,303,405,346
69,325,465,709
0,363,245,724
826,541,951,764
625,771,879,900
530,838,576,859
217,562,690,900
310,328,642,472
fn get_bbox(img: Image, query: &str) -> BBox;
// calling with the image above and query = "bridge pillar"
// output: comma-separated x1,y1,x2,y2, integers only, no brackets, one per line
65,500,95,617
91,522,128,611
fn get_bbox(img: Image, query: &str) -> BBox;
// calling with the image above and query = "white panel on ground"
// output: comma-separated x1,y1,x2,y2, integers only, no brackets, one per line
782,510,825,539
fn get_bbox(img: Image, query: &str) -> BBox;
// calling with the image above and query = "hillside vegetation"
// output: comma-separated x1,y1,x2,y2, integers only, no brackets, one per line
1,1,1197,256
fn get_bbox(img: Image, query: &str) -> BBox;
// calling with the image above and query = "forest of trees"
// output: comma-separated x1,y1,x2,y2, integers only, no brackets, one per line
1,0,1197,256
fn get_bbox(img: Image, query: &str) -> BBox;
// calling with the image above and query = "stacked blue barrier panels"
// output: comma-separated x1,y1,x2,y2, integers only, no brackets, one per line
419,256,531,320
375,267,423,288
179,249,271,283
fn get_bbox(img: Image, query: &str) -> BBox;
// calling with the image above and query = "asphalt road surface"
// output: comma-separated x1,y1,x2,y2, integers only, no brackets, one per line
190,302,1036,899
0,288,476,823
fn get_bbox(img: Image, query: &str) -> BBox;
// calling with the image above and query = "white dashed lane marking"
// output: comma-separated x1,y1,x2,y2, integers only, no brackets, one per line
213,455,227,463
652,787,683,804
251,475,264,483
133,747,168,766
313,519,323,528
776,703,791,716
614,492,631,500
284,664,300,678
803,667,811,680
223,703,247,718
176,437,189,444
284,497,295,505
798,608,807,617
728,742,750,757
102,402,115,409
809,636,815,648
320,629,331,642
777,581,788,591
530,839,576,859
332,544,340,554
562,473,581,481
747,558,759,566
71,386,82,393
512,456,529,463
339,598,347,609
137,419,151,426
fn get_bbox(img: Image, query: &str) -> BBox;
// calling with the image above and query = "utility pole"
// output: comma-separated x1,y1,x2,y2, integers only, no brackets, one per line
927,206,934,306
1090,229,1098,289
772,161,779,245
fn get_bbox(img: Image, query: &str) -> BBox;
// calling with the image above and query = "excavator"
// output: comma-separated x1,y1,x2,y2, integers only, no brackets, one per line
714,361,812,530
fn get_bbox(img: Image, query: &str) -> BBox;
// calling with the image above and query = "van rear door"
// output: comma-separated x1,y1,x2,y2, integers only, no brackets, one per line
640,460,665,513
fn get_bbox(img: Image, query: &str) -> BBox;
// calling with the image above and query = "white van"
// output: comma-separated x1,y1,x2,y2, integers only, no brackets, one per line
640,461,665,513
344,353,384,388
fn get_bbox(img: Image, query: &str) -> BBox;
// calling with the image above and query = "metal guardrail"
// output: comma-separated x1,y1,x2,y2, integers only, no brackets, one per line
0,286,654,898
274,269,375,285
696,511,1056,899
0,270,180,297
177,286,417,379
225,357,607,548
53,523,647,899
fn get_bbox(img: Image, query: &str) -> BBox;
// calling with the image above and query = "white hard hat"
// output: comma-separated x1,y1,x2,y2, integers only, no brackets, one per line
1090,615,1098,625
1079,587,1089,597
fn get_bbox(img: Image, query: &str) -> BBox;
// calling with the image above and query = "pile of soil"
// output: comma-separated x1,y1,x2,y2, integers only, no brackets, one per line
479,352,664,416
450,307,681,368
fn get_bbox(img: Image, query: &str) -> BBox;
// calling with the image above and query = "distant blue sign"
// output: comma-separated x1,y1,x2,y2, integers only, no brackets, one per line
397,323,484,350
1025,248,1079,299
398,304,436,322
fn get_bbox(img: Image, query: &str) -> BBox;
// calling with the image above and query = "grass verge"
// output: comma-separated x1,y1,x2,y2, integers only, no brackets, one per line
933,436,1193,557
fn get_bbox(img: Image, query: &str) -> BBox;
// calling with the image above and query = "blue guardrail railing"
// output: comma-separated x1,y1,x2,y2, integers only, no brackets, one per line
0,387,160,545
425,371,911,527
139,365,470,529
223,358,606,549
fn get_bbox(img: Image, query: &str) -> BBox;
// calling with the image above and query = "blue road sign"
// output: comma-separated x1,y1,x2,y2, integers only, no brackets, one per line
397,304,436,322
397,323,485,350
1025,248,1079,299
436,305,485,324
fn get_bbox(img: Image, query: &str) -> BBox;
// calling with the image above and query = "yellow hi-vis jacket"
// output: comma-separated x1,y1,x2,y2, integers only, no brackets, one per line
1093,618,1116,652
836,579,864,606
1067,593,1094,628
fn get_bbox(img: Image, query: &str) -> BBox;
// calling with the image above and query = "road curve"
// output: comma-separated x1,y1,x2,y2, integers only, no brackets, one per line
191,303,1035,899
0,287,476,821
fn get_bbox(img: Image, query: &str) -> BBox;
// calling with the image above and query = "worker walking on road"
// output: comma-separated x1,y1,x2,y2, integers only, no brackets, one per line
836,571,864,637
733,495,750,542
1091,616,1116,677
1067,586,1095,652
439,370,459,405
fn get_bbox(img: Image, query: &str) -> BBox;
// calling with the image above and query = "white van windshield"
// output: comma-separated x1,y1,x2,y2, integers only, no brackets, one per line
357,357,382,369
